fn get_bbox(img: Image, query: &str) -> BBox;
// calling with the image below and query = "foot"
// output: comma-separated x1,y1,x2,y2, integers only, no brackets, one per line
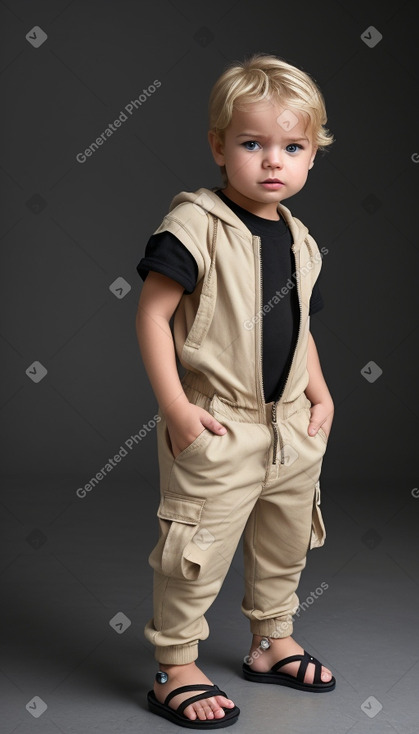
153,661,236,722
247,635,333,684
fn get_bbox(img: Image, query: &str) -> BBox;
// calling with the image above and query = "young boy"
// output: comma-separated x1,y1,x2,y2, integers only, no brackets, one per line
136,52,335,728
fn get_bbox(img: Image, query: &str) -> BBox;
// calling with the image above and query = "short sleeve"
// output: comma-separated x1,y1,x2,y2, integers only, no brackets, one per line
137,231,199,294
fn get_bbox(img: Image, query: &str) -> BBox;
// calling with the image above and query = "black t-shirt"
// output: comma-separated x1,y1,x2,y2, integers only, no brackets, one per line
137,189,323,402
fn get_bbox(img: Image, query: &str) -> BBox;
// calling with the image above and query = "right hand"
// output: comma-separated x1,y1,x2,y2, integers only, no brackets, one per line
164,401,227,459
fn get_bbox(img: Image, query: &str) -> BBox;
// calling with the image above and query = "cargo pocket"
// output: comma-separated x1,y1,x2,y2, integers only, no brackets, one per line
309,480,326,549
149,492,206,580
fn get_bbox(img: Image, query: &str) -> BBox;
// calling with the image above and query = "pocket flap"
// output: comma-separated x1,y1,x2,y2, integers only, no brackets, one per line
157,492,205,525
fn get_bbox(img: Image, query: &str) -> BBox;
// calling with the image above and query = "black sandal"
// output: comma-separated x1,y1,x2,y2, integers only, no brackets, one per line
147,683,240,728
242,650,336,692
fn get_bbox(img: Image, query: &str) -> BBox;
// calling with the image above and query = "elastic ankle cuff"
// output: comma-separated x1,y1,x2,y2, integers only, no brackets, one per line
251,617,293,639
155,643,199,665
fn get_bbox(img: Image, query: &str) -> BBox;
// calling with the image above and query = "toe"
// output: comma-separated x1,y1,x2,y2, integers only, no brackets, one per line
202,702,215,719
321,667,332,682
210,696,226,718
183,704,198,721
216,695,235,709
193,703,207,721
201,703,214,721
304,661,332,684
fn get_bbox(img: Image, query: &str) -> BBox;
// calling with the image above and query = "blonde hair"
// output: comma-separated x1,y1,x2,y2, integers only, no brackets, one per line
208,52,334,184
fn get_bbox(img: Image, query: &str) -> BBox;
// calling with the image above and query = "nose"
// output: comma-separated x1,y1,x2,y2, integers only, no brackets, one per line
263,145,283,170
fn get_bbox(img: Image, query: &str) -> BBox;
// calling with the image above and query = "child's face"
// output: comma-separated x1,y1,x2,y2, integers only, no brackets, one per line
208,98,317,219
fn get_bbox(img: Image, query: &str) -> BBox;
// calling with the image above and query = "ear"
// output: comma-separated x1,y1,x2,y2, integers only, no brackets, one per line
308,145,318,170
208,130,225,166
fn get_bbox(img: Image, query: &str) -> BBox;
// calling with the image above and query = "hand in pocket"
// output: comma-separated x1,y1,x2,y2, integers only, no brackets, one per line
307,400,334,440
165,401,227,459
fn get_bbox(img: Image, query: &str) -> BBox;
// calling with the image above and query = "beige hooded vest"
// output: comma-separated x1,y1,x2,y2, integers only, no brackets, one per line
152,187,323,423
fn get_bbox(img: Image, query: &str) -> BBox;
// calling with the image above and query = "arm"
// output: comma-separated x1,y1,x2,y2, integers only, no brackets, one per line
135,271,226,457
305,330,334,438
136,271,188,416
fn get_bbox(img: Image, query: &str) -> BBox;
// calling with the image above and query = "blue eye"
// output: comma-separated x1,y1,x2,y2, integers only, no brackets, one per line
242,141,261,151
286,143,303,154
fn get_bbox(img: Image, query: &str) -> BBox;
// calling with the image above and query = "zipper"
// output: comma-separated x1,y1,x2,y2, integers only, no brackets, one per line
255,235,265,414
271,400,280,465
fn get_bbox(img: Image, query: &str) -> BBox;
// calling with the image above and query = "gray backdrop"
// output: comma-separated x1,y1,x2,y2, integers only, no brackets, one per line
1,1,418,733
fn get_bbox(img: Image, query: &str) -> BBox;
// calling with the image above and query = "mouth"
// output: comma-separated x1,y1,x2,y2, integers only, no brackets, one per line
259,179,284,190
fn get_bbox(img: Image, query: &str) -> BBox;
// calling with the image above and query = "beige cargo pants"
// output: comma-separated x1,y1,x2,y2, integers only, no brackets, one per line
144,377,328,665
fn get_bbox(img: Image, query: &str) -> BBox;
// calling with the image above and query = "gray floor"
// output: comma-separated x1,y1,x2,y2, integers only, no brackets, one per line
2,474,418,734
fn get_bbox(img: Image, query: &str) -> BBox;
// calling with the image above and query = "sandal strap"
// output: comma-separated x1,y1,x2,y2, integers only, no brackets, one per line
164,683,222,712
311,655,323,684
271,652,306,672
271,650,322,683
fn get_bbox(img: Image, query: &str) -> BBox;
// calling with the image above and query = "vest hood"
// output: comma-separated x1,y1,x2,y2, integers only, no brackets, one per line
168,187,310,251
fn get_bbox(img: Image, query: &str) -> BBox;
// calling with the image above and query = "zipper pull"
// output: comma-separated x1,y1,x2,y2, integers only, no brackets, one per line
272,401,277,423
271,401,279,465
